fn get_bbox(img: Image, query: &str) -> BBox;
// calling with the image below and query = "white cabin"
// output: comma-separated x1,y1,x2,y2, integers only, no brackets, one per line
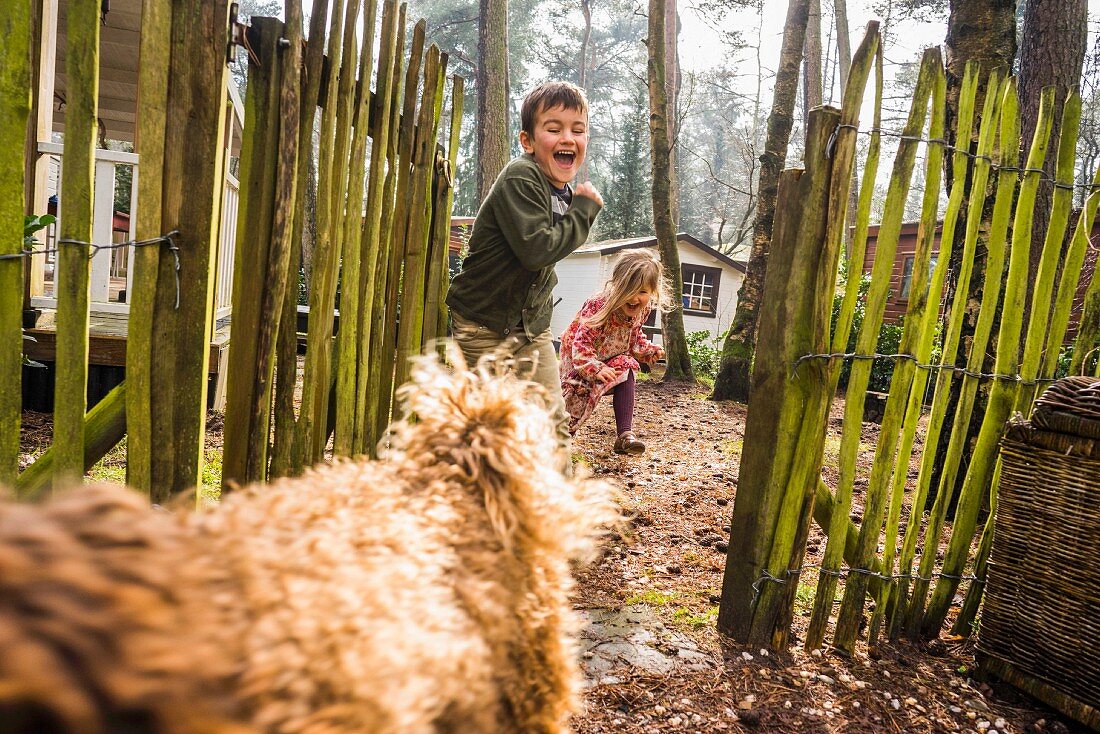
551,233,748,346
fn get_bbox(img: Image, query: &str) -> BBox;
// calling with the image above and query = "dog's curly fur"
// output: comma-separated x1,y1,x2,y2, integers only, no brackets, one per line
0,358,618,734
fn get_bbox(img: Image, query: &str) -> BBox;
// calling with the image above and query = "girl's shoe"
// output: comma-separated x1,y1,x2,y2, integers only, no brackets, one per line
613,431,645,455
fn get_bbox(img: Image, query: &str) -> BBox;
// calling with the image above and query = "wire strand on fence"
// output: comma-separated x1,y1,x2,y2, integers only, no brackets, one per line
2,230,182,309
750,562,982,602
791,351,1059,387
828,122,1092,194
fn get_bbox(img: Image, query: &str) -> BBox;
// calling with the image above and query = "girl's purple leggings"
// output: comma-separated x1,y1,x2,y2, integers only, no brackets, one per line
612,369,636,434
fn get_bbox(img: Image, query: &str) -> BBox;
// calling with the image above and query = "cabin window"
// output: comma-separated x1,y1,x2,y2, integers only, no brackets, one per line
681,264,721,317
899,255,937,300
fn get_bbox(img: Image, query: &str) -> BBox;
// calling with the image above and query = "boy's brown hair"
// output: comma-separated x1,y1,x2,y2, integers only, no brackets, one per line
520,82,589,136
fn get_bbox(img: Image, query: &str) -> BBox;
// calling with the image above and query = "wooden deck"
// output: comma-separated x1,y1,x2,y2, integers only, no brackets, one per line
22,311,233,411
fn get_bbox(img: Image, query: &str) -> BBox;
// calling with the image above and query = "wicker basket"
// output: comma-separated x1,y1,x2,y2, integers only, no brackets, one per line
977,377,1100,731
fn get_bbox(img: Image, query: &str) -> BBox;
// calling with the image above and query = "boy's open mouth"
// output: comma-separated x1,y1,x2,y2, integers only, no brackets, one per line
553,150,576,167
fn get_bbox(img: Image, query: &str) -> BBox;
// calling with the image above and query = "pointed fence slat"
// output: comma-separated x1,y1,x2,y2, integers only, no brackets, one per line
902,79,1018,637
333,0,379,457
125,0,172,493
271,0,332,479
53,0,100,484
247,7,303,481
805,35,885,651
898,71,1010,637
1052,166,1100,378
311,0,361,461
867,61,947,646
919,86,1057,636
222,17,286,486
880,60,981,640
1,4,32,486
423,75,465,347
295,0,352,467
392,45,445,393
828,48,939,654
363,4,408,452
370,20,426,440
351,0,400,455
1015,92,1081,412
152,1,232,500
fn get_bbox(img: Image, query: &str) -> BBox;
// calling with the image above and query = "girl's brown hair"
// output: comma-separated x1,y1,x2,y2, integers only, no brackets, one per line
583,249,673,328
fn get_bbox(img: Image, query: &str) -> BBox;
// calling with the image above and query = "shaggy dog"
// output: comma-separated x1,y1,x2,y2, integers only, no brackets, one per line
0,358,618,734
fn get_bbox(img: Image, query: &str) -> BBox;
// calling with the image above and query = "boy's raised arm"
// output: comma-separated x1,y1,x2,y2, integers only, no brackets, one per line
495,175,601,271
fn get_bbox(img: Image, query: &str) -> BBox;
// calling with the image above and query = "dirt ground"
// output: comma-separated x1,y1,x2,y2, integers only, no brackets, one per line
568,375,1087,734
16,371,1088,734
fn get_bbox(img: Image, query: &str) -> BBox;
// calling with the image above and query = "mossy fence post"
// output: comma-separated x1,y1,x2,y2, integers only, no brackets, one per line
333,0,379,458
53,0,100,485
717,107,841,643
749,24,881,650
148,1,231,500
270,0,332,479
351,0,401,455
125,0,172,493
295,0,353,468
392,45,445,394
0,3,32,486
363,4,409,452
222,12,303,487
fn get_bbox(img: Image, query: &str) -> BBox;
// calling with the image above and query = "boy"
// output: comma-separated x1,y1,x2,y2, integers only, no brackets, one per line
447,81,603,451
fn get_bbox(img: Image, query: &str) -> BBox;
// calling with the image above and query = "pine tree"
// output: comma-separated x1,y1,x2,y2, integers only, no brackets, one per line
600,83,651,238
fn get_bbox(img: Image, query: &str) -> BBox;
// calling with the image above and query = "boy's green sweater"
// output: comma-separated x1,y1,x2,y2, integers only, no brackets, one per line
446,154,601,336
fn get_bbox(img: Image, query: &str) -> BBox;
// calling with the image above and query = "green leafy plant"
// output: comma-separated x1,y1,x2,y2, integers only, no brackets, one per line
829,271,905,393
24,214,56,247
21,215,56,369
686,330,722,381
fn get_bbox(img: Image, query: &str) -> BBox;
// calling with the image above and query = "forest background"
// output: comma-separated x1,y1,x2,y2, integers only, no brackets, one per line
230,0,1100,260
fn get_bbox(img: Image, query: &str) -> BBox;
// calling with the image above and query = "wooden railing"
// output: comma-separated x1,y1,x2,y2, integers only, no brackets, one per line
30,142,240,321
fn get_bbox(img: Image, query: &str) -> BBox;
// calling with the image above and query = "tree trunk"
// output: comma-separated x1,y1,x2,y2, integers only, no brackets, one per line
578,0,591,89
477,0,509,203
944,0,1017,194
927,0,1017,509
665,0,681,225
577,0,593,181
648,0,692,381
803,0,822,115
710,0,809,402
1018,0,1087,289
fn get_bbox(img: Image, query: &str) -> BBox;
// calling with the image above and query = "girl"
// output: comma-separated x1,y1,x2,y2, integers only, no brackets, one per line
559,249,669,454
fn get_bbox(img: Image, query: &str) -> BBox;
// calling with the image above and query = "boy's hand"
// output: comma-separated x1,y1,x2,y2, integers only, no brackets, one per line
575,181,604,207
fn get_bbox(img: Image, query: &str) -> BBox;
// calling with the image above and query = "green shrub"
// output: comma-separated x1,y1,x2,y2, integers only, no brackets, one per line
829,269,906,393
686,330,722,380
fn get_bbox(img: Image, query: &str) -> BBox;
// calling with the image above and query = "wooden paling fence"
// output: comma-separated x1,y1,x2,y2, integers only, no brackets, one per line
719,22,1100,651
0,0,462,500
220,0,462,488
